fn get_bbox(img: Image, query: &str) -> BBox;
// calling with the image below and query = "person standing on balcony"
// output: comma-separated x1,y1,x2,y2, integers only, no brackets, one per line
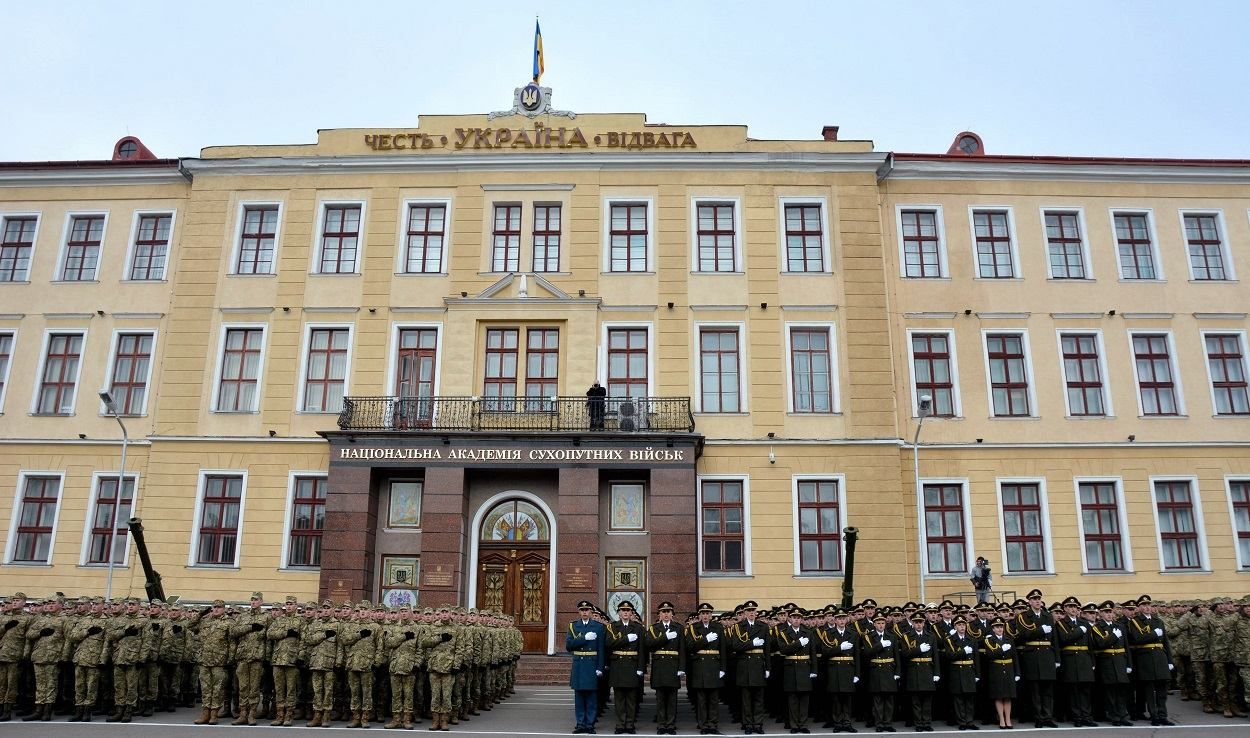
587,382,607,430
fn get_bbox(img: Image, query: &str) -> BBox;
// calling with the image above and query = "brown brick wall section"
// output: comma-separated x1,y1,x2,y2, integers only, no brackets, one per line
649,466,698,617
419,465,468,606
319,464,375,602
556,467,599,630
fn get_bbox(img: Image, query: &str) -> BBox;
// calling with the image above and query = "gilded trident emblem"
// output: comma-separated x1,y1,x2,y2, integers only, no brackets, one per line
520,85,540,110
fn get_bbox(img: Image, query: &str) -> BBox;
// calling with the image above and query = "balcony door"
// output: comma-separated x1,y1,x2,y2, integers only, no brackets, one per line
395,328,437,428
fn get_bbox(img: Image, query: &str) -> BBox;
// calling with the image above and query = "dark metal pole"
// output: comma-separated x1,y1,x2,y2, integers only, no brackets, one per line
127,517,167,603
841,527,859,609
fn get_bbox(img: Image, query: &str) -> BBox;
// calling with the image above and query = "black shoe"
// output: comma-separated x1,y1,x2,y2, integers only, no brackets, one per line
1159,719,1176,726
1042,720,1058,728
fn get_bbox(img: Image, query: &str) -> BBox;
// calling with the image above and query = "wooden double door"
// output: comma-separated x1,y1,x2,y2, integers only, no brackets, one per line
476,544,549,653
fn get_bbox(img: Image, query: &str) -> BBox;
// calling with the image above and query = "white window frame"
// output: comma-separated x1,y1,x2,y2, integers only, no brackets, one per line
778,196,832,274
3,470,66,565
384,321,444,400
905,327,963,418
228,200,284,276
29,328,88,416
1146,475,1211,573
979,328,1038,418
100,328,159,417
1073,476,1134,574
1038,206,1093,280
1223,475,1250,570
187,469,249,568
0,211,42,282
598,321,655,396
1178,209,1236,282
1126,329,1187,417
919,477,974,578
295,323,355,414
395,197,453,275
311,199,367,275
994,477,1055,575
0,328,16,414
894,204,949,279
1054,329,1115,418
693,321,748,413
783,322,840,414
601,196,655,273
696,473,752,577
1109,208,1164,281
121,209,177,282
689,197,743,273
279,470,328,571
968,205,1021,280
78,470,140,567
1199,329,1249,418
54,211,110,282
790,473,848,577
211,323,269,414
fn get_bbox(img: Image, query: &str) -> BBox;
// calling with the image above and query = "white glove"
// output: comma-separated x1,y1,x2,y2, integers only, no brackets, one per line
894,675,901,681
853,676,860,684
949,629,958,637
1055,662,1061,668
752,637,765,647
706,632,718,643
840,641,854,651
975,677,980,683
1168,663,1174,671
964,645,973,655
1154,628,1163,637
718,670,725,679
595,669,603,677
810,673,818,678
666,630,677,640
626,633,638,643
933,675,941,682
799,636,810,647
1041,624,1052,634
636,670,643,676
765,671,770,679
1112,628,1122,638
677,670,685,677
1079,625,1087,633
919,643,931,653
584,631,597,641
881,639,892,648
1014,675,1021,682
1126,667,1132,674
1001,643,1012,652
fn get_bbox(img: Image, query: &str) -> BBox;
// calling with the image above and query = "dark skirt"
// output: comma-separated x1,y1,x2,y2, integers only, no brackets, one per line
984,661,1017,700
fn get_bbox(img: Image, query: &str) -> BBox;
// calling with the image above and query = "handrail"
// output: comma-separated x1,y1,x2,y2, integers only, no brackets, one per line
337,395,695,433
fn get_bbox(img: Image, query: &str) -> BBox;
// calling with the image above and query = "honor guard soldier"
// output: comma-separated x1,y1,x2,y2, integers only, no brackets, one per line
731,601,770,735
901,611,941,732
606,600,646,734
1014,589,1058,728
818,606,860,732
1126,594,1174,725
567,600,606,735
684,602,726,735
1055,598,1095,726
774,604,817,734
942,615,979,731
1091,601,1133,726
645,601,683,735
864,610,901,733
981,617,1019,730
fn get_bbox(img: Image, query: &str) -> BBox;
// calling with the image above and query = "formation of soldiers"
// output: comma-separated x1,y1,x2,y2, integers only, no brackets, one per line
0,591,522,730
567,591,1250,734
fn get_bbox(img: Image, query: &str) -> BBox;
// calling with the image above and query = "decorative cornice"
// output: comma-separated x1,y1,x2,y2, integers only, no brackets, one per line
1193,312,1248,320
0,165,189,188
480,183,575,191
882,157,1250,184
904,311,957,319
600,305,657,312
389,306,446,314
43,312,94,320
220,306,275,314
974,312,1030,320
781,304,839,312
112,312,165,319
0,313,24,320
1120,312,1174,320
689,305,748,312
302,306,360,314
1050,312,1105,320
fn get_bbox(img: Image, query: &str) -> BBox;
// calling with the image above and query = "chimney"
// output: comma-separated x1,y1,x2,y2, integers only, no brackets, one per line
821,126,840,142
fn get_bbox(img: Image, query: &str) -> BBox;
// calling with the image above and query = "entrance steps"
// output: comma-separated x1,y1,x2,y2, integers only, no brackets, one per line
516,653,573,685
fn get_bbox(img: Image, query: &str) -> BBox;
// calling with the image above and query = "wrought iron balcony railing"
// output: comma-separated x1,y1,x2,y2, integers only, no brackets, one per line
337,396,695,433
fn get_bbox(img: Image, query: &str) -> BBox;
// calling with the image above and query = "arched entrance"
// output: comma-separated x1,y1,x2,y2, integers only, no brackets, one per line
474,496,552,653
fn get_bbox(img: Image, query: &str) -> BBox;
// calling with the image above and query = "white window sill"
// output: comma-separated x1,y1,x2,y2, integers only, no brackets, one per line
606,530,648,536
0,280,32,285
793,573,844,580
987,415,1041,421
98,412,147,419
382,527,422,533
78,564,130,570
1212,414,1250,419
1189,279,1238,284
911,415,963,421
121,279,168,284
295,410,341,416
690,271,746,276
1157,569,1211,575
277,567,321,574
1046,277,1096,283
920,573,972,580
30,413,75,418
1117,278,1166,284
51,279,100,284
780,271,833,276
786,412,844,417
693,412,750,417
187,564,240,571
1137,414,1188,420
973,277,1025,282
1064,415,1116,420
901,276,951,281
210,410,261,415
394,272,449,277
1080,570,1135,576
227,273,277,278
699,572,752,579
601,271,656,276
308,272,361,277
3,561,52,568
999,571,1055,578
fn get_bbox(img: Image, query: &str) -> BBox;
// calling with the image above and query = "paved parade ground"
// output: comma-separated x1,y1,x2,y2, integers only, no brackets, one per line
0,686,1246,738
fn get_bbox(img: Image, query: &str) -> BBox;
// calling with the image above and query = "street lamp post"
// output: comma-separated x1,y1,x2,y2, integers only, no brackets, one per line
913,394,933,604
99,390,129,602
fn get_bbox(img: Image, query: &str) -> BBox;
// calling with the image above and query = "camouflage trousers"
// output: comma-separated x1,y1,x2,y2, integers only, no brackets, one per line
471,667,484,707
32,663,59,705
0,661,19,704
74,666,100,707
141,661,160,703
113,664,140,707
199,666,228,710
429,673,453,713
347,670,373,712
1240,666,1250,710
390,673,415,714
235,660,263,707
1213,662,1235,710
310,670,335,712
160,662,184,705
453,670,466,712
273,665,300,709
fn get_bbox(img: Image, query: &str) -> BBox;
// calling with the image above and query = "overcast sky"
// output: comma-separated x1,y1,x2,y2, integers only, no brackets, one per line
3,0,1248,162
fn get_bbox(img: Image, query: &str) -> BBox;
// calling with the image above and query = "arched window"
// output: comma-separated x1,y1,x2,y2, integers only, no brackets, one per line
480,499,549,542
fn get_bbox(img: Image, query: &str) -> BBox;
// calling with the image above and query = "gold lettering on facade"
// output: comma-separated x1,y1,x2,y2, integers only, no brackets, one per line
365,128,696,152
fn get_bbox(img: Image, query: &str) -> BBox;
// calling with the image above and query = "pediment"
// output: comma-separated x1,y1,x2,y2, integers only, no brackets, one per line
476,273,571,300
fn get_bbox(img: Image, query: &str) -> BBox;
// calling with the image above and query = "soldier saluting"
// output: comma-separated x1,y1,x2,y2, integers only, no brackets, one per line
645,601,683,735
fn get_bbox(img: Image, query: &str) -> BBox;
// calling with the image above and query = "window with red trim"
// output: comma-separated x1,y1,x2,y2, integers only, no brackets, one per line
108,332,153,416
12,476,60,563
923,484,967,574
701,480,744,572
911,333,955,417
607,328,648,400
1230,481,1250,569
699,328,740,412
302,328,349,413
1061,334,1105,416
986,333,1030,417
790,328,832,413
491,204,521,272
1079,482,1124,571
1132,334,1178,416
609,203,647,272
1184,214,1227,280
524,328,558,411
797,480,842,573
287,476,326,568
696,202,736,272
86,476,134,565
129,214,172,280
1044,211,1085,279
1001,483,1046,572
61,215,104,281
532,205,561,273
973,210,1014,278
1205,334,1248,416
403,203,446,273
0,216,36,282
1114,213,1156,280
1153,480,1202,570
216,328,264,412
900,209,941,278
0,332,12,404
36,333,83,415
483,328,519,411
318,205,361,274
236,206,278,274
196,475,242,566
784,204,824,272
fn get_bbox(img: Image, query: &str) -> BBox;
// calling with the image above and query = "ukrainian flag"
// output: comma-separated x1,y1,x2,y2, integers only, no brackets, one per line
532,20,544,83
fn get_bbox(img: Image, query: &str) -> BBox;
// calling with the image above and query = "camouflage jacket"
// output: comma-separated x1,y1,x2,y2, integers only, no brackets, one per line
1212,613,1238,662
342,620,378,672
267,614,305,667
26,614,67,665
160,619,187,662
109,614,146,666
230,609,268,662
303,617,341,671
70,615,109,667
426,622,458,674
198,614,234,668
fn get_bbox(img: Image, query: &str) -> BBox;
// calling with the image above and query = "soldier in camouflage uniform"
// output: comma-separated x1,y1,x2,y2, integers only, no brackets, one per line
194,600,233,725
68,597,108,722
1234,598,1250,720
138,599,166,717
303,600,340,727
0,592,31,721
1212,598,1244,718
1166,601,1193,700
450,608,472,725
385,606,436,728
267,595,305,727
342,601,378,728
228,592,267,726
159,603,187,712
22,598,67,722
427,604,459,731
106,598,145,723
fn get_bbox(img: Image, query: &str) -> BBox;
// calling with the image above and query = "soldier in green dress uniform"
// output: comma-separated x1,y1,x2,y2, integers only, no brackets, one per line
645,601,684,735
605,599,647,734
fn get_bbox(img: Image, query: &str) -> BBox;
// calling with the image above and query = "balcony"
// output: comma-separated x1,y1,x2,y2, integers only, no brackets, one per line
337,396,696,433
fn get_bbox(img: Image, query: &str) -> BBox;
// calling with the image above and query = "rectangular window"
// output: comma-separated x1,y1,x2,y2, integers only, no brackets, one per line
532,204,561,273
86,476,134,565
395,329,438,428
12,476,60,563
402,203,446,273
1184,214,1227,280
196,475,243,566
607,328,648,400
302,328,349,413
1114,213,1156,279
216,328,264,412
1230,480,1250,568
60,215,105,281
900,209,942,278
1206,334,1249,416
236,206,279,274
973,210,1014,278
1001,483,1046,572
784,204,825,272
287,476,326,568
1132,334,1179,416
1061,334,1106,417
128,213,172,280
1044,211,1086,279
1154,480,1202,570
699,328,740,413
1079,481,1125,571
701,480,744,572
790,327,832,413
923,484,967,574
609,203,648,272
696,202,736,272
524,328,558,410
0,216,37,282
911,333,955,417
36,333,83,415
797,479,842,573
491,204,521,272
108,332,154,415
318,204,361,274
0,332,12,406
483,328,519,411
986,333,1030,417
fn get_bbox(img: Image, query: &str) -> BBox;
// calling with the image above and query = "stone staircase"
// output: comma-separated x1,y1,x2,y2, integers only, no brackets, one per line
515,653,572,685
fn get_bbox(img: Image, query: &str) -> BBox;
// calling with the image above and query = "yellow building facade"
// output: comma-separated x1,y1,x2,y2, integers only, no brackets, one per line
1,98,1247,653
